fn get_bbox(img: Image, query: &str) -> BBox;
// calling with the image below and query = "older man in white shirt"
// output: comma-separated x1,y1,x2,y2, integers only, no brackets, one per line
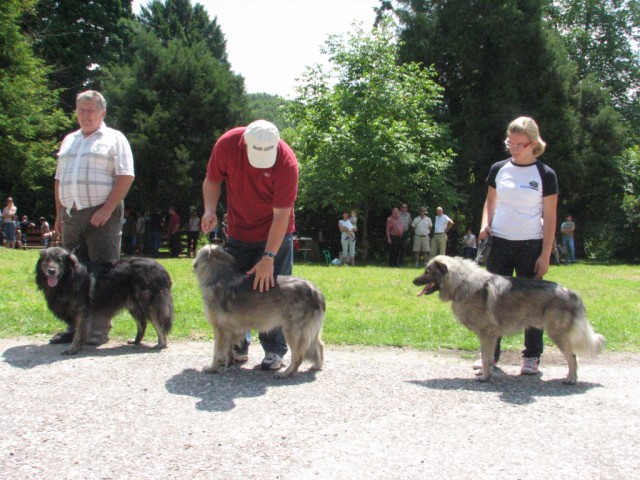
50,90,135,345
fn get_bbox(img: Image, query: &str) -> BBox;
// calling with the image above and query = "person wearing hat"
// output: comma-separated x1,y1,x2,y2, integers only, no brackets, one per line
201,120,298,371
411,207,433,267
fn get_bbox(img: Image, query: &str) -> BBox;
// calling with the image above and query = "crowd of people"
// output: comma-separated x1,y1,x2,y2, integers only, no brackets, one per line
0,197,59,250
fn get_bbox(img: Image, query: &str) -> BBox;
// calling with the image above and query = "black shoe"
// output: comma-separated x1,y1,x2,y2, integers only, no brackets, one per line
49,331,74,344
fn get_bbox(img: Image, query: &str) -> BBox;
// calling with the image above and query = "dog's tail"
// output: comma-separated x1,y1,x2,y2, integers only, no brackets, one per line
568,304,606,358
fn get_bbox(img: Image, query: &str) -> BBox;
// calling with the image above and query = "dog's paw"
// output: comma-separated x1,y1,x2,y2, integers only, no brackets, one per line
60,347,80,355
475,373,491,382
202,364,222,374
563,377,577,385
274,367,297,379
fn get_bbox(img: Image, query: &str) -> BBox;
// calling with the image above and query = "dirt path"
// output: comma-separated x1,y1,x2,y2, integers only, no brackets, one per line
1,338,638,479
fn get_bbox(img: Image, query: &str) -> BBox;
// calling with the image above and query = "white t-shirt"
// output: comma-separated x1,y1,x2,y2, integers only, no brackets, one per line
486,158,558,241
339,219,355,240
411,215,432,236
433,214,452,234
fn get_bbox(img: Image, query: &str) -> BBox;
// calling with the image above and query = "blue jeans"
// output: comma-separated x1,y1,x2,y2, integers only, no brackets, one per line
223,234,293,357
3,222,16,242
486,236,544,361
562,237,575,263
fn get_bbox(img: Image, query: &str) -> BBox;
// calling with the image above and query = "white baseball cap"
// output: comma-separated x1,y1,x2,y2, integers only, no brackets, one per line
244,120,280,168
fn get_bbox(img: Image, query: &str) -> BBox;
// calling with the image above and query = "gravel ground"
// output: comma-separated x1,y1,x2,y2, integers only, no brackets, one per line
1,337,639,480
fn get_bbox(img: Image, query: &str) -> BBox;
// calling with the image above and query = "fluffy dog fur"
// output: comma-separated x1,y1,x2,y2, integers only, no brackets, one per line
193,244,325,378
36,246,173,355
413,255,605,384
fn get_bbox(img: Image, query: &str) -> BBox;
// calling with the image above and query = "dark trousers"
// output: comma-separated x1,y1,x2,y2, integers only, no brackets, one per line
486,236,544,361
399,230,410,265
170,232,181,257
223,235,293,356
388,235,402,267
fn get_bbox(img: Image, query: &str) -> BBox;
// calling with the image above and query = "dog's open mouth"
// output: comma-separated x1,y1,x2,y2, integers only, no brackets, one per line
46,275,59,288
417,282,437,297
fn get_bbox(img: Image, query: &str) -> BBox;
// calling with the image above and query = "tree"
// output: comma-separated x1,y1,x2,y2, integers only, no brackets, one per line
98,13,247,215
138,0,228,62
22,0,132,112
285,18,458,259
544,0,640,129
0,0,69,215
246,93,292,131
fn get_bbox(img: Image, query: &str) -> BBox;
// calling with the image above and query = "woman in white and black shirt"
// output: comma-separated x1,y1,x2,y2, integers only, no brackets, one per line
478,117,558,376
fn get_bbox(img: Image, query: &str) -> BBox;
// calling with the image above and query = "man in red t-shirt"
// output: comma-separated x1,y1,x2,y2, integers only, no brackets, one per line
201,120,298,371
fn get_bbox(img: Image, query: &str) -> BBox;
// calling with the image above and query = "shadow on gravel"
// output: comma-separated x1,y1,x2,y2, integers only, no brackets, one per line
408,370,602,405
165,366,318,412
2,342,164,369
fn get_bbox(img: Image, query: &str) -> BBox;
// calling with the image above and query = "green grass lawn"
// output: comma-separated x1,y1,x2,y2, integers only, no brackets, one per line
1,248,638,353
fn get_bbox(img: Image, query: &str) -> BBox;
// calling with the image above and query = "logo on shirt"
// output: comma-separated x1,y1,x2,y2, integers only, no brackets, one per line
521,180,540,191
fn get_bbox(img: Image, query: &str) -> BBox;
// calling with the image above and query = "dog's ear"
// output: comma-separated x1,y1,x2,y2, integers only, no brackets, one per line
434,259,449,276
39,249,47,258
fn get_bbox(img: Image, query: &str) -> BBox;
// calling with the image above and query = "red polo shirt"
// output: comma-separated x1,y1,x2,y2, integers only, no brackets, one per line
206,127,298,242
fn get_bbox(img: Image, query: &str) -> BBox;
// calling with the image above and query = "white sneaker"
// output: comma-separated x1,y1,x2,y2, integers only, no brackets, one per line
521,357,540,375
260,352,283,370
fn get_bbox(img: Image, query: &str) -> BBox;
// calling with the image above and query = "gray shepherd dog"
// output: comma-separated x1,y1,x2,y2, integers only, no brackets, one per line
36,246,173,355
413,255,605,384
193,244,325,378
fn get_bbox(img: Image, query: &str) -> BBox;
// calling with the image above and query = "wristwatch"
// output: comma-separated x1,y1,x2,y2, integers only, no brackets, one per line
263,251,275,259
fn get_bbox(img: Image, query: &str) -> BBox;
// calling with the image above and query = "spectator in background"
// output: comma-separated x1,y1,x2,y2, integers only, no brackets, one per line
39,217,52,247
122,208,136,254
338,210,357,266
188,210,201,257
399,203,412,266
149,208,163,258
411,207,432,267
19,216,34,248
134,210,145,254
560,214,576,264
168,206,181,257
462,226,478,259
429,207,454,259
386,207,404,267
2,197,17,249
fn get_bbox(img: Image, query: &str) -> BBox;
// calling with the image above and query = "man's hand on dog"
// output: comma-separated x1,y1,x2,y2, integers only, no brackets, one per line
248,258,275,292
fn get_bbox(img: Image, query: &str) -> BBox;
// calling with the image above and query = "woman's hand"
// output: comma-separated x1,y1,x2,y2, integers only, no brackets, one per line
478,225,492,241
534,254,550,279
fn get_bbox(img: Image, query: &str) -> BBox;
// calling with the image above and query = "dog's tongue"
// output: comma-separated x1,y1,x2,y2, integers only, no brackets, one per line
417,283,433,297
47,276,58,288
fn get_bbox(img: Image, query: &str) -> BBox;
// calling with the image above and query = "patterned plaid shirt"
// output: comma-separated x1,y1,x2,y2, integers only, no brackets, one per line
55,123,134,210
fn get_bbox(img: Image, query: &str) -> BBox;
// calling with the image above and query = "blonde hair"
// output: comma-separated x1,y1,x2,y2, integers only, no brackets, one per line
507,116,546,157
